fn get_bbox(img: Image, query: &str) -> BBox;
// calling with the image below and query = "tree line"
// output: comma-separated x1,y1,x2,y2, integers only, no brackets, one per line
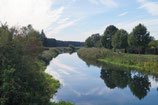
85,24,158,54
0,24,73,105
40,30,84,47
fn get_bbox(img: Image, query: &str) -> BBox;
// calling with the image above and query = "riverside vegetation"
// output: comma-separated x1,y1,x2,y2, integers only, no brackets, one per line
77,53,153,100
79,24,158,75
0,24,74,105
78,48,158,75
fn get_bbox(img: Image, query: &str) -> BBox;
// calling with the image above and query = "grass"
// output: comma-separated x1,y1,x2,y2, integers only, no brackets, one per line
77,48,158,74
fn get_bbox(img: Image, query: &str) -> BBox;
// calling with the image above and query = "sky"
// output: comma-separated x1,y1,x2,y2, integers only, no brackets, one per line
0,0,158,41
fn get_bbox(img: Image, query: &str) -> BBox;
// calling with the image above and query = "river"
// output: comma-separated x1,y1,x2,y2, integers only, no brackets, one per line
45,53,158,105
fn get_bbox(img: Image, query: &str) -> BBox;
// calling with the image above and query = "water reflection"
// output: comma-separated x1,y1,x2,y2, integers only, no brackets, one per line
101,69,130,89
101,69,151,99
78,54,156,100
46,53,158,105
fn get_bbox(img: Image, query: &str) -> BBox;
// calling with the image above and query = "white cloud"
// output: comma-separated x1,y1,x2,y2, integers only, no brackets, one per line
118,11,128,17
88,0,118,8
115,18,158,39
57,18,69,24
83,18,158,41
138,0,158,16
0,0,64,30
47,19,78,38
0,0,81,39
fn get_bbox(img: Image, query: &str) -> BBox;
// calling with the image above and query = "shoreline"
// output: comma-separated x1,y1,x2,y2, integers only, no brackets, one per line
77,48,158,75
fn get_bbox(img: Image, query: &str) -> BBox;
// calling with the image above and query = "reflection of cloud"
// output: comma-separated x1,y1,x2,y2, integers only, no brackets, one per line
84,88,100,95
58,69,70,75
53,59,79,73
51,95,59,102
98,87,113,96
150,77,158,88
73,89,81,97
45,57,80,86
45,68,66,86
72,87,114,97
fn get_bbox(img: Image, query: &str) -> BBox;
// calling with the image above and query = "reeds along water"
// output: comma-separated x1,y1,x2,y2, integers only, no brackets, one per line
77,48,158,75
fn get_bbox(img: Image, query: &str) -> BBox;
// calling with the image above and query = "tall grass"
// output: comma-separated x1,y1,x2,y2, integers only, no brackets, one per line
77,48,158,74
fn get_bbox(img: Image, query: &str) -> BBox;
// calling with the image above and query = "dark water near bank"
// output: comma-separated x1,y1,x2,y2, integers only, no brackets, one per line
45,53,158,105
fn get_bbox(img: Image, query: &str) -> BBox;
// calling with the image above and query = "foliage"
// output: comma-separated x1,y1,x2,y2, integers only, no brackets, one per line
85,37,94,47
85,33,101,48
40,29,47,46
46,40,84,47
0,24,62,105
112,29,128,49
0,24,12,45
84,23,156,54
148,40,158,48
77,48,158,75
69,44,75,52
50,101,75,105
46,38,57,47
128,24,152,52
78,49,152,100
101,25,118,49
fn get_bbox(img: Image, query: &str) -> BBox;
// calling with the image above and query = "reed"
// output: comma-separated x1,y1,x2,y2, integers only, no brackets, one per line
77,48,158,74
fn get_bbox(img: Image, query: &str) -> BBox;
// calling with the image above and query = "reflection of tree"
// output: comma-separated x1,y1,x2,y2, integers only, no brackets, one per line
101,69,151,100
129,75,151,100
101,69,130,89
78,54,153,100
112,70,130,89
101,70,116,89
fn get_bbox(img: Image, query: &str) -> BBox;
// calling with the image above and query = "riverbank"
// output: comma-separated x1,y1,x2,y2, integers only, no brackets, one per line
40,47,78,65
77,48,158,75
40,47,75,105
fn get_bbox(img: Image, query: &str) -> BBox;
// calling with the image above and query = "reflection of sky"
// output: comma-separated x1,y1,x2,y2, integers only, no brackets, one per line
45,53,158,105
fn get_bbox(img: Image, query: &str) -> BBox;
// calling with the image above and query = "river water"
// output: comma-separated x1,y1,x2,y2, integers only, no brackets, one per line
45,53,158,105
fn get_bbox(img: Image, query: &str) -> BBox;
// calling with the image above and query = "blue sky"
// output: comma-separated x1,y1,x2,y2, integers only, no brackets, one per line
0,0,158,41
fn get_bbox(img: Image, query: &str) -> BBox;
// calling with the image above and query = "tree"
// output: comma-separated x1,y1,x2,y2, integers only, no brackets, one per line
128,24,152,53
101,25,118,49
85,33,101,48
85,37,94,47
69,44,75,52
40,29,47,46
128,75,150,100
0,24,12,45
112,29,128,49
148,40,158,48
0,24,60,105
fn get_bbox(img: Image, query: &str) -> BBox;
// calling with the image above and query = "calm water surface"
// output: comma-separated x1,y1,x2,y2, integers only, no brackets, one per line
45,53,158,105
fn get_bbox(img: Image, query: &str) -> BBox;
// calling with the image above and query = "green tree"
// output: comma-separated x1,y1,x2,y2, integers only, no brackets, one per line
101,25,118,49
112,29,128,49
0,24,60,105
69,44,75,52
85,33,101,48
0,24,12,45
85,37,94,47
128,24,152,53
128,75,150,100
148,40,158,48
40,29,47,46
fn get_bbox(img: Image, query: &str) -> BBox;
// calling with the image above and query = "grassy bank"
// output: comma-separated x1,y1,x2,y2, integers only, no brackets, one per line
77,48,158,74
40,47,77,64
